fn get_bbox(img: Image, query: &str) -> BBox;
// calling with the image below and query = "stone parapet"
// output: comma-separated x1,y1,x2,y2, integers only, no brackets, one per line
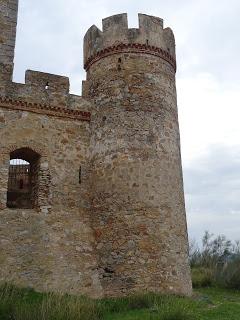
84,13,176,71
0,70,92,119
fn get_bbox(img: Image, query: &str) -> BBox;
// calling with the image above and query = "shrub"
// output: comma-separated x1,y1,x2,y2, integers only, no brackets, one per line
191,267,214,288
215,257,240,290
190,231,240,290
189,231,237,269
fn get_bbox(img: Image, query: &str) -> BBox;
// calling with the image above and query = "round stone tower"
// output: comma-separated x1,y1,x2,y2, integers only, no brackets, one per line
84,13,192,297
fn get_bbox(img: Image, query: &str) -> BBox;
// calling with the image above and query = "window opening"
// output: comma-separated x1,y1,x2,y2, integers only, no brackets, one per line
19,178,24,189
7,148,40,209
117,57,122,71
45,82,49,90
79,166,82,184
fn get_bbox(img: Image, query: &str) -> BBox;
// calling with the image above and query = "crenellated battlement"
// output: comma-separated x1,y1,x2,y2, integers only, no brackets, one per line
25,70,70,94
0,69,91,121
84,13,176,71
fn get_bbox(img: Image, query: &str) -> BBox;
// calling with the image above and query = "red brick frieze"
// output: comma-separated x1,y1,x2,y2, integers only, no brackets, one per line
0,96,91,122
84,43,176,72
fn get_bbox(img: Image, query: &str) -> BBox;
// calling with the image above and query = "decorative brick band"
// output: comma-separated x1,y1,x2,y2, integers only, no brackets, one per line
0,96,91,122
84,43,176,72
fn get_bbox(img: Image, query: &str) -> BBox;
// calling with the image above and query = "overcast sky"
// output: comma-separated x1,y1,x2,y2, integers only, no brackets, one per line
13,0,240,244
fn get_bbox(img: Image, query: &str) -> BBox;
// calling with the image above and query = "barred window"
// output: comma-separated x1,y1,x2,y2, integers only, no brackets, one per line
7,148,40,209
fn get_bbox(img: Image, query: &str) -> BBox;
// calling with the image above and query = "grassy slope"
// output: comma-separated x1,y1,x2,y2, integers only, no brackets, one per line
105,288,240,320
195,287,240,320
1,285,240,320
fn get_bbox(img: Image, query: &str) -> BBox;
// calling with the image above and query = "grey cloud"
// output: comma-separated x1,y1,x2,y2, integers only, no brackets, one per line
14,0,240,92
174,0,240,85
184,145,240,242
13,0,240,92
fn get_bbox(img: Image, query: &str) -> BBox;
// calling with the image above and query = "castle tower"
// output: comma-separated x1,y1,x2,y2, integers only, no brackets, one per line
0,0,18,83
84,14,192,296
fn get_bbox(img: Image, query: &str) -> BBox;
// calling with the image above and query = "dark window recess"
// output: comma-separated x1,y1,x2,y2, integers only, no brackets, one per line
19,179,24,189
103,267,115,277
7,148,40,209
79,166,82,184
117,57,122,71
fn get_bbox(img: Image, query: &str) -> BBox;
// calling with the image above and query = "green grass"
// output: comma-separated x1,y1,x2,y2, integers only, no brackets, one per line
191,267,214,288
194,287,240,320
0,283,240,320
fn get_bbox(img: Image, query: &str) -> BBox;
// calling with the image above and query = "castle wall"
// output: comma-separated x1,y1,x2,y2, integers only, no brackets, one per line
0,103,103,297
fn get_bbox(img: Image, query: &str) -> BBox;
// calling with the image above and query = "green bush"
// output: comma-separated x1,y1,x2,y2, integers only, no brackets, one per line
191,267,214,288
215,258,240,290
190,231,240,291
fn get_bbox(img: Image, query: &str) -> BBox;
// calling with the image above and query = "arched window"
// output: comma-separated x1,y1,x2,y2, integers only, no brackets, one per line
7,148,40,209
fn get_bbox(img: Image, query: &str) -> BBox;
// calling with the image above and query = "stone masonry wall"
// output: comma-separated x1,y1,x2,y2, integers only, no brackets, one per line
84,14,192,296
0,106,102,297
